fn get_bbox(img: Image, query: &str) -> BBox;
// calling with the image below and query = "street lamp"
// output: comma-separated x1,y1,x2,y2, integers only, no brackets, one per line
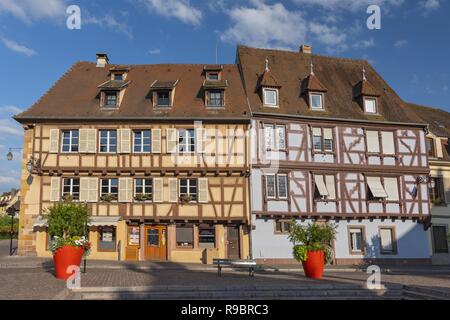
6,148,22,161
6,205,17,256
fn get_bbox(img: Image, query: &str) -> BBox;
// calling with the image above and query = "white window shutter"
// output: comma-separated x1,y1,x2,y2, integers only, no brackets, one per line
435,138,444,158
119,178,132,202
166,128,178,153
49,129,59,153
381,131,395,155
444,177,450,204
118,129,131,154
198,178,208,203
50,177,60,202
314,175,329,197
323,128,333,140
366,131,380,153
88,178,98,202
79,129,88,153
196,127,206,154
80,178,90,202
86,129,97,153
366,176,388,198
325,175,336,200
152,129,161,153
168,178,178,203
312,127,322,136
384,177,399,201
264,125,274,150
153,178,163,203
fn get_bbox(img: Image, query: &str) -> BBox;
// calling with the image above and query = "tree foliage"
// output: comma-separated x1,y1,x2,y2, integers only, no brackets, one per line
44,202,90,240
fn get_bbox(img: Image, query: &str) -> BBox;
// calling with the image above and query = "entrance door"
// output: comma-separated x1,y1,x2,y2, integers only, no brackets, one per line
144,225,167,260
226,226,240,259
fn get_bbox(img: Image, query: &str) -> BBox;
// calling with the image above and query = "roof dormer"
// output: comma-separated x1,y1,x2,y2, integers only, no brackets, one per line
109,66,130,81
150,80,178,108
258,57,281,108
97,74,130,110
203,65,227,108
301,61,327,111
204,64,223,81
354,66,380,114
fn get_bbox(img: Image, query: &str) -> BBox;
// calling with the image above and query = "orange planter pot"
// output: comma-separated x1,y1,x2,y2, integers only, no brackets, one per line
302,250,325,279
53,245,84,280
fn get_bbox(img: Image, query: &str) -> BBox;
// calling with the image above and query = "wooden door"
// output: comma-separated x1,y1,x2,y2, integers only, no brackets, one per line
144,225,167,260
226,226,240,259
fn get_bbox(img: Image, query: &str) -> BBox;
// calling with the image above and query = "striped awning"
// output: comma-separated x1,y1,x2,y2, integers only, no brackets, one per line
33,216,122,228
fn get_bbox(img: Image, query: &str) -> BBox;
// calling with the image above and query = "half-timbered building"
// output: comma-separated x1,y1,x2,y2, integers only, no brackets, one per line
238,45,432,265
14,55,251,262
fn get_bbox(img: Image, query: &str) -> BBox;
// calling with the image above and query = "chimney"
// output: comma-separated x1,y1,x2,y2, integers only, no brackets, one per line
300,44,312,54
96,53,109,67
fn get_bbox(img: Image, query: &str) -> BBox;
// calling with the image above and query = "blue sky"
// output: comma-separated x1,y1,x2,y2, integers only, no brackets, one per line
0,0,449,192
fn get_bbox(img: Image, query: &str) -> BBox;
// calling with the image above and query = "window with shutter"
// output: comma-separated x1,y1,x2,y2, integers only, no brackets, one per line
50,177,60,202
314,174,329,199
384,177,399,201
176,225,194,247
432,226,449,253
151,129,161,153
166,128,178,153
49,129,59,153
325,175,336,200
366,176,388,199
118,129,131,154
196,127,206,154
381,131,395,155
168,178,178,203
198,178,208,203
366,130,380,153
153,178,163,203
119,178,133,203
379,228,396,254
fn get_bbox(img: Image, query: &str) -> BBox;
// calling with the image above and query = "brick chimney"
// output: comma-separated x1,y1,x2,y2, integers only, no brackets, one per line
96,53,109,68
300,44,312,54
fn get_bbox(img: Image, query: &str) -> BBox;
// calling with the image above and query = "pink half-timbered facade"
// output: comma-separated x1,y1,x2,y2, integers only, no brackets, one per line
238,45,432,265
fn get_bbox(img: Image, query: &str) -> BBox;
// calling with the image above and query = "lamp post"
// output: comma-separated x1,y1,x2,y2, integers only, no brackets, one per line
6,206,17,256
6,148,22,161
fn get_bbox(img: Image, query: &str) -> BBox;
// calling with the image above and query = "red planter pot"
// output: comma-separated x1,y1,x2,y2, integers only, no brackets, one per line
302,250,325,279
53,245,84,280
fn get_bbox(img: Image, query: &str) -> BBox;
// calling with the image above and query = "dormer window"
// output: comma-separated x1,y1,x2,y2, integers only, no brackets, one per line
156,90,171,107
206,90,224,108
113,73,124,81
150,80,178,108
207,72,219,81
263,88,278,107
426,137,436,157
364,97,377,114
104,91,118,108
310,92,324,110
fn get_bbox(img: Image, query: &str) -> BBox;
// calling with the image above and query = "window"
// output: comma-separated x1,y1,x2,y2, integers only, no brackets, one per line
104,91,118,108
366,130,395,156
265,174,288,200
100,178,118,201
156,91,171,107
432,226,449,253
274,220,291,234
98,226,116,251
176,224,194,247
99,130,117,153
179,178,197,202
313,174,336,201
311,127,333,153
264,124,286,151
199,224,215,248
133,130,151,153
207,90,224,107
366,176,388,201
113,73,123,81
364,98,377,114
426,138,436,157
62,178,80,201
379,227,397,254
429,177,445,205
349,227,365,254
128,226,140,246
178,129,195,153
263,88,278,107
134,178,153,201
61,130,79,153
207,72,219,80
310,93,324,110
147,228,159,246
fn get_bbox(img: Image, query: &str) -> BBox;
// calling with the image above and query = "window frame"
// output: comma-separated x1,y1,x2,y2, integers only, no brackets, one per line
429,177,445,206
155,90,171,107
99,130,117,153
363,97,378,114
176,224,194,248
97,226,117,252
347,226,366,255
104,91,118,108
311,127,334,154
264,123,287,152
179,178,198,202
178,129,196,153
206,89,225,108
134,178,153,201
264,173,289,201
62,177,80,201
61,129,79,153
432,225,449,254
199,224,216,248
263,88,279,107
274,219,291,235
100,178,119,201
309,92,325,111
133,130,152,153
378,227,398,255
312,173,337,202
426,137,436,158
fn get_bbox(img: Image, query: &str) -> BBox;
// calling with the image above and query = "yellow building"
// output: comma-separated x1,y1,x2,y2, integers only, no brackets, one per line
14,55,251,263
407,103,450,264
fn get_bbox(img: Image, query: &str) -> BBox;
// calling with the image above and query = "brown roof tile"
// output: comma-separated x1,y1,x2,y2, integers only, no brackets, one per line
258,69,281,88
15,63,251,122
302,74,327,93
404,103,450,137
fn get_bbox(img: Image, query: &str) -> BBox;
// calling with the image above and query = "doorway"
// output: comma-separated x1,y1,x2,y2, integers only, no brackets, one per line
144,225,167,260
226,226,240,259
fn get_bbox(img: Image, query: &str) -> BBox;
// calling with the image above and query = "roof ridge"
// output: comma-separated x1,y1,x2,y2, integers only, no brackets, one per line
78,62,238,67
405,101,450,114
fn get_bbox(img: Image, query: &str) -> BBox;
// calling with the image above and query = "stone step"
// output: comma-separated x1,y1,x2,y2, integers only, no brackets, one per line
403,286,450,300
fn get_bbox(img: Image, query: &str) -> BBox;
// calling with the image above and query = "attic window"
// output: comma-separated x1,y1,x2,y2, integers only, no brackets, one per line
263,88,278,107
207,72,219,81
156,91,171,107
104,91,118,108
113,73,124,81
364,97,377,114
206,90,224,108
309,92,324,110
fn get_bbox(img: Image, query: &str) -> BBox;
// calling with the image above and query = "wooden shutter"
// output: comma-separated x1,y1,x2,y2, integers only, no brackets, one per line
366,131,380,153
118,129,131,154
435,138,444,158
49,129,59,153
80,178,90,202
325,175,336,200
384,177,399,201
152,128,161,153
166,128,178,153
196,127,206,153
50,177,60,202
381,131,395,155
153,178,163,203
119,178,133,202
198,178,208,203
79,129,88,153
443,177,450,204
88,178,98,202
84,129,97,153
168,178,178,203
367,177,388,198
314,174,329,197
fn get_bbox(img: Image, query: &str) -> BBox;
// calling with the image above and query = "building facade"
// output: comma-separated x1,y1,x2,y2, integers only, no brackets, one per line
15,58,251,262
238,45,432,265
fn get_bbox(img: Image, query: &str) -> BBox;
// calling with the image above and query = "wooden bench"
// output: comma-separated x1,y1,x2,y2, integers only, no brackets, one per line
213,259,257,277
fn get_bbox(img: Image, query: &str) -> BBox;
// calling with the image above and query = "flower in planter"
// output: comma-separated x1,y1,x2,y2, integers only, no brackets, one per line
100,193,117,202
179,194,192,203
134,193,152,202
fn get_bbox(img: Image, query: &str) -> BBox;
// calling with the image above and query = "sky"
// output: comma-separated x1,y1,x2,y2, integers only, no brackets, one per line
0,0,449,192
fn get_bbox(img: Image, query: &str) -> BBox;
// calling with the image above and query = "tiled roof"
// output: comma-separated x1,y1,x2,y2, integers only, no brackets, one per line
150,80,178,89
98,80,130,90
302,73,327,93
404,103,450,137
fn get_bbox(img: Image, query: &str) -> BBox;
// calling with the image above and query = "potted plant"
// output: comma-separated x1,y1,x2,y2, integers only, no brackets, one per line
134,193,152,202
45,202,91,280
179,194,192,204
288,220,336,279
100,193,117,202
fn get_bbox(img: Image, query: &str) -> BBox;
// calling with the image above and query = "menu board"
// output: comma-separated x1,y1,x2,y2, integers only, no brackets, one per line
102,227,114,242
129,226,140,245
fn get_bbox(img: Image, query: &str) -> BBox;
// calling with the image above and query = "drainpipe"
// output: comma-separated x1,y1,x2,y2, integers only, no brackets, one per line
247,122,254,260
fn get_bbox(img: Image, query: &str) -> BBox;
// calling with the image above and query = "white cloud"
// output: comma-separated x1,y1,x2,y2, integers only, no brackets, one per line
147,48,161,55
221,2,307,49
1,37,36,56
142,0,202,25
0,105,22,114
309,22,348,52
291,0,404,11
0,176,20,185
0,0,66,23
0,119,22,136
394,39,408,48
420,0,441,12
84,12,133,39
352,38,375,49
